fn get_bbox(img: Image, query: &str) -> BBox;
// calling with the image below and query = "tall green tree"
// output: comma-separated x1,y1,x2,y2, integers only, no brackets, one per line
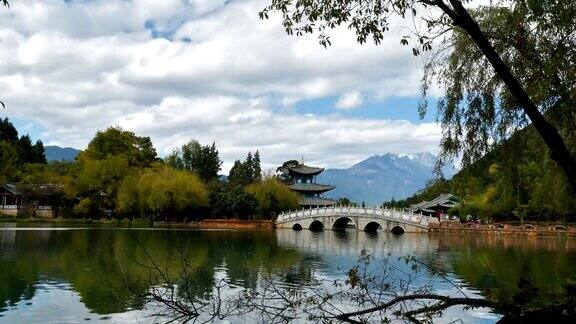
228,151,262,186
16,135,46,164
208,182,258,219
228,160,252,187
31,140,46,164
252,150,262,182
167,140,222,183
247,178,299,219
75,155,131,216
79,127,157,168
0,117,18,142
261,0,576,190
276,160,301,184
117,167,209,221
0,118,46,167
0,141,19,183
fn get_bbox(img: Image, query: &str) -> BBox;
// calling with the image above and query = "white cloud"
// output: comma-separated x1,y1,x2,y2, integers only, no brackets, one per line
111,96,442,173
335,91,363,110
0,0,440,173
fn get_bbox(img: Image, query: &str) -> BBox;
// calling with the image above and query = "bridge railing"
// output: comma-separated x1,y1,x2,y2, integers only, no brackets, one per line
276,205,438,226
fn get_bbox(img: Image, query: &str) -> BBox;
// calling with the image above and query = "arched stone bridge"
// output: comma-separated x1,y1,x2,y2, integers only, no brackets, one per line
275,206,439,233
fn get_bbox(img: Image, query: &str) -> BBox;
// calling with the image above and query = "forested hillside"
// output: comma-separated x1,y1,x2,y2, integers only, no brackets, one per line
387,125,576,222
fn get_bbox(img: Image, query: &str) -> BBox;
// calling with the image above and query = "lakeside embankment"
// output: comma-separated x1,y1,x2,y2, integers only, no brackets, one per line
1,218,575,235
430,221,576,237
0,217,274,229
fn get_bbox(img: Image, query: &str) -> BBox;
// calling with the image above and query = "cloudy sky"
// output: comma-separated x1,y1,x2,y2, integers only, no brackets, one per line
0,0,444,172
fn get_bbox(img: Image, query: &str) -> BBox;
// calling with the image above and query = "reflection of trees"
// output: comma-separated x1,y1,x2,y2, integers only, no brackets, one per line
435,235,576,305
0,261,36,312
3,228,575,320
0,228,303,315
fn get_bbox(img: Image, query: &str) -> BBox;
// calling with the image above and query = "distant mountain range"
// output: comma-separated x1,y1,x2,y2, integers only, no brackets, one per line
45,146,81,162
317,153,456,206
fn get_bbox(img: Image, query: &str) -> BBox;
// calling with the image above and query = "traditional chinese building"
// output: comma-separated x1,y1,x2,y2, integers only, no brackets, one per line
282,165,336,207
407,193,460,220
0,183,64,218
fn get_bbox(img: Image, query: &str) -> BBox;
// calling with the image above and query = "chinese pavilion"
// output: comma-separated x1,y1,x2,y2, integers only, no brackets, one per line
407,193,460,220
282,165,336,207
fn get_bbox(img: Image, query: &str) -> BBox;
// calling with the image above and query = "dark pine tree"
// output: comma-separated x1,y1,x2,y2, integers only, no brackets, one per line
0,117,18,142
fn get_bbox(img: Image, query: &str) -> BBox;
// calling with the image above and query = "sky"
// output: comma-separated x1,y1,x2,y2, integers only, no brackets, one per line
0,0,446,172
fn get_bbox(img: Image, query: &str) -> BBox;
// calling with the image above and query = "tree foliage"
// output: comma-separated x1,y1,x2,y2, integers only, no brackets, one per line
425,0,576,169
208,182,258,219
261,0,576,190
165,140,222,183
117,167,209,220
247,178,299,219
75,155,131,215
78,127,157,168
1,117,296,221
0,118,46,182
388,125,576,222
228,151,262,187
276,159,301,183
0,141,20,183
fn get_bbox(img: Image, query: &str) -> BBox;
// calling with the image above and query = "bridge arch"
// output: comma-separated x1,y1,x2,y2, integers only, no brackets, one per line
292,223,303,231
363,221,382,233
331,217,356,230
390,225,405,235
275,206,434,233
309,220,324,231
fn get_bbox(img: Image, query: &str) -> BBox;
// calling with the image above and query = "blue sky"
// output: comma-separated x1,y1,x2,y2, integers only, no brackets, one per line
0,0,443,171
293,96,438,122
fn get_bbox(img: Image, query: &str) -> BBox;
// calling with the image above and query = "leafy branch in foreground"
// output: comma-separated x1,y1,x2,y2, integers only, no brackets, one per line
260,0,576,191
109,237,576,323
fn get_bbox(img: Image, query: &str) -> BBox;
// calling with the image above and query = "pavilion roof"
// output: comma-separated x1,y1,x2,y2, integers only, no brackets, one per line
288,183,335,193
1,183,20,195
407,194,460,213
287,165,325,175
0,183,64,196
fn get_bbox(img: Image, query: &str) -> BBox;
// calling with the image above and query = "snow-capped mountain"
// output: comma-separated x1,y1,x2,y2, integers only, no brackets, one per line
317,153,456,206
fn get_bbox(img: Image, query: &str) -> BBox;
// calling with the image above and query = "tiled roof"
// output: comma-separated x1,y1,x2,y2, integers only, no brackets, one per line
288,183,335,192
1,183,64,195
407,194,460,212
287,165,325,175
1,183,20,195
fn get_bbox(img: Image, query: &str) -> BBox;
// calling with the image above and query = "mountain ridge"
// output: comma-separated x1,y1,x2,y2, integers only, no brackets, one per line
317,152,456,206
45,145,81,162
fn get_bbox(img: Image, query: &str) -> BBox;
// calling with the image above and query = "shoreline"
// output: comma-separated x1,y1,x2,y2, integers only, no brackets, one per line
0,217,274,230
1,218,575,236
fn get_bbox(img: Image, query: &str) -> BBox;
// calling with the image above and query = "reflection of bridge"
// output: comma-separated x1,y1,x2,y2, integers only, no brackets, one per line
275,206,439,233
275,230,440,257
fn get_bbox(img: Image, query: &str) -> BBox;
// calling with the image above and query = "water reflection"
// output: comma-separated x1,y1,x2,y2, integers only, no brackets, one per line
0,227,574,323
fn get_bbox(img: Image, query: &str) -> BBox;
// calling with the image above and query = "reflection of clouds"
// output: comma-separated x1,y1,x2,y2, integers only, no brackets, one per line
274,230,504,323
0,280,146,323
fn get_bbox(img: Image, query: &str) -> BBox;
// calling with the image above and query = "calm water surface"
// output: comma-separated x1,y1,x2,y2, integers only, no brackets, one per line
0,224,575,323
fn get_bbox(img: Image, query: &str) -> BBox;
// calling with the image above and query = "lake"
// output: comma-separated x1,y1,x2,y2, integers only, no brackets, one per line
0,224,575,323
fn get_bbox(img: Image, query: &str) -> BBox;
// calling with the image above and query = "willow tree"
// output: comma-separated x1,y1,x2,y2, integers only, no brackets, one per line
260,0,576,189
